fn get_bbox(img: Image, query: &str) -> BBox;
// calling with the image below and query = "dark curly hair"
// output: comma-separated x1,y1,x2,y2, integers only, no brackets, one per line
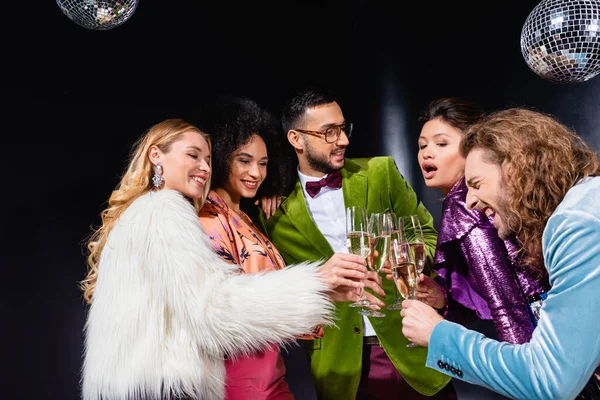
207,95,295,198
460,107,599,274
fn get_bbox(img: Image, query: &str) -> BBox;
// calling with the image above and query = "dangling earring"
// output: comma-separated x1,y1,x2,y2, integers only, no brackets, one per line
152,163,164,188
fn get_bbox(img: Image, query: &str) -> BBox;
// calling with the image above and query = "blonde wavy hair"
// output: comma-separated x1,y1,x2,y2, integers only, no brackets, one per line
460,108,599,276
81,118,212,304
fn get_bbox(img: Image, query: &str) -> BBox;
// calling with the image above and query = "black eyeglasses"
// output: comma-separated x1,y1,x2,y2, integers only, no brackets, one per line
293,122,353,143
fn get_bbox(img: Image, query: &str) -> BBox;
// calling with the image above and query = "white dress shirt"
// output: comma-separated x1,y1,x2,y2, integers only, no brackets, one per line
298,168,376,336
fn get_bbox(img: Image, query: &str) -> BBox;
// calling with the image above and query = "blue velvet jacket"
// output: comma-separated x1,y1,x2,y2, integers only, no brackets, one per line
426,177,600,399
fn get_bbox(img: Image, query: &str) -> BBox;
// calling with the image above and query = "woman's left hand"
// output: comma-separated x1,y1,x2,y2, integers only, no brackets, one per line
415,274,446,309
255,195,281,219
400,299,444,347
379,258,393,280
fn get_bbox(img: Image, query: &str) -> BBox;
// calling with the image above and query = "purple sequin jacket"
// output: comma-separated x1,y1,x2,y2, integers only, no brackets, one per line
434,178,550,344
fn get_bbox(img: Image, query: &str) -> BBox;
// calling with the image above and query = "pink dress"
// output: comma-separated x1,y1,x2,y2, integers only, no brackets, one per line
200,191,318,399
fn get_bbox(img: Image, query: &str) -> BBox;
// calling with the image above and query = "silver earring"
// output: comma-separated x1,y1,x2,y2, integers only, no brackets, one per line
152,163,164,188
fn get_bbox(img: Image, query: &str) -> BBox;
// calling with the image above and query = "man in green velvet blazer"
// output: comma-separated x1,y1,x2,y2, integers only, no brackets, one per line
257,88,452,399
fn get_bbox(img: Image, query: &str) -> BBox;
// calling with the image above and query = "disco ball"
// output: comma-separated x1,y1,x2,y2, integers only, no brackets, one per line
56,0,139,30
520,0,600,83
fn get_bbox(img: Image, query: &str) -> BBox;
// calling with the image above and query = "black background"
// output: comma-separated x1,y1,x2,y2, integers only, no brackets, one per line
3,1,599,399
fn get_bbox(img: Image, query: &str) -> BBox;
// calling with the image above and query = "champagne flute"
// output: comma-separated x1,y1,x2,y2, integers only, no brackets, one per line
368,212,392,273
369,212,402,316
389,237,419,347
401,215,427,275
346,206,384,317
386,212,404,310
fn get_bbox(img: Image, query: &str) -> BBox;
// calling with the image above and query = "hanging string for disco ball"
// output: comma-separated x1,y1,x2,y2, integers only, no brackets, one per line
520,0,600,84
56,0,139,30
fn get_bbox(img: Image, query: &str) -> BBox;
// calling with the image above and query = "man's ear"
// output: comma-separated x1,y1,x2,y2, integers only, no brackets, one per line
287,130,304,151
148,145,161,166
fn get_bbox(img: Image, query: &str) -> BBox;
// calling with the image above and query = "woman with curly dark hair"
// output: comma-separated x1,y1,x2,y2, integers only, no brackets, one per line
207,96,296,207
199,95,373,399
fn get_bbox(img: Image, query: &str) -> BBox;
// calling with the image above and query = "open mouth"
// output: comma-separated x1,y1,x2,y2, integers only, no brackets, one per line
483,206,500,229
421,162,438,179
331,148,345,160
192,176,207,186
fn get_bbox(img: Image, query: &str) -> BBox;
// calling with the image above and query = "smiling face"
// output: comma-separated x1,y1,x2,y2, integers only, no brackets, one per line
464,147,513,239
223,134,268,200
418,117,466,195
291,102,349,177
149,130,211,200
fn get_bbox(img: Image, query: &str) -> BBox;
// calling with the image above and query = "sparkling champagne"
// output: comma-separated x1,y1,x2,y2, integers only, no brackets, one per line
392,262,417,300
371,234,390,272
409,242,426,273
347,231,371,259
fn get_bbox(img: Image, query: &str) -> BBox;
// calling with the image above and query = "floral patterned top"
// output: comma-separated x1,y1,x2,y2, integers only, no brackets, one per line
199,190,324,340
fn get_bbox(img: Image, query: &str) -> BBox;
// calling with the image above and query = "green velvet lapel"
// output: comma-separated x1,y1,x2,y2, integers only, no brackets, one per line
280,181,333,258
341,158,367,211
279,159,368,258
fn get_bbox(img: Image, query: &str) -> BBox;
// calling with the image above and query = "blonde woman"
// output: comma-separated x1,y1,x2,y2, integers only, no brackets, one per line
81,118,337,400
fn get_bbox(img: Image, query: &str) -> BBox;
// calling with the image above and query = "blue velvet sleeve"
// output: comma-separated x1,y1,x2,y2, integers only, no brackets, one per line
425,207,600,400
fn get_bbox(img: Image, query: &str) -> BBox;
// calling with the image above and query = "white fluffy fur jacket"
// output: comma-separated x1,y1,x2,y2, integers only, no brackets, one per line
82,190,335,400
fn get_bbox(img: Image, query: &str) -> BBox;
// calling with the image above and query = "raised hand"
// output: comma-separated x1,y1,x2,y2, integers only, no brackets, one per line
255,195,281,219
400,299,443,347
415,274,447,309
379,257,393,280
361,270,386,309
319,253,368,291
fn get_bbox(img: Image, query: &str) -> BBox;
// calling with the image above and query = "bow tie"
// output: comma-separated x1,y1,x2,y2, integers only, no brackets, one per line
305,171,342,198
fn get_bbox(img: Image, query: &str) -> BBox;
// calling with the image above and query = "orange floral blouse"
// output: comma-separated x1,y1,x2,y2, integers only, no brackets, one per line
199,190,323,339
